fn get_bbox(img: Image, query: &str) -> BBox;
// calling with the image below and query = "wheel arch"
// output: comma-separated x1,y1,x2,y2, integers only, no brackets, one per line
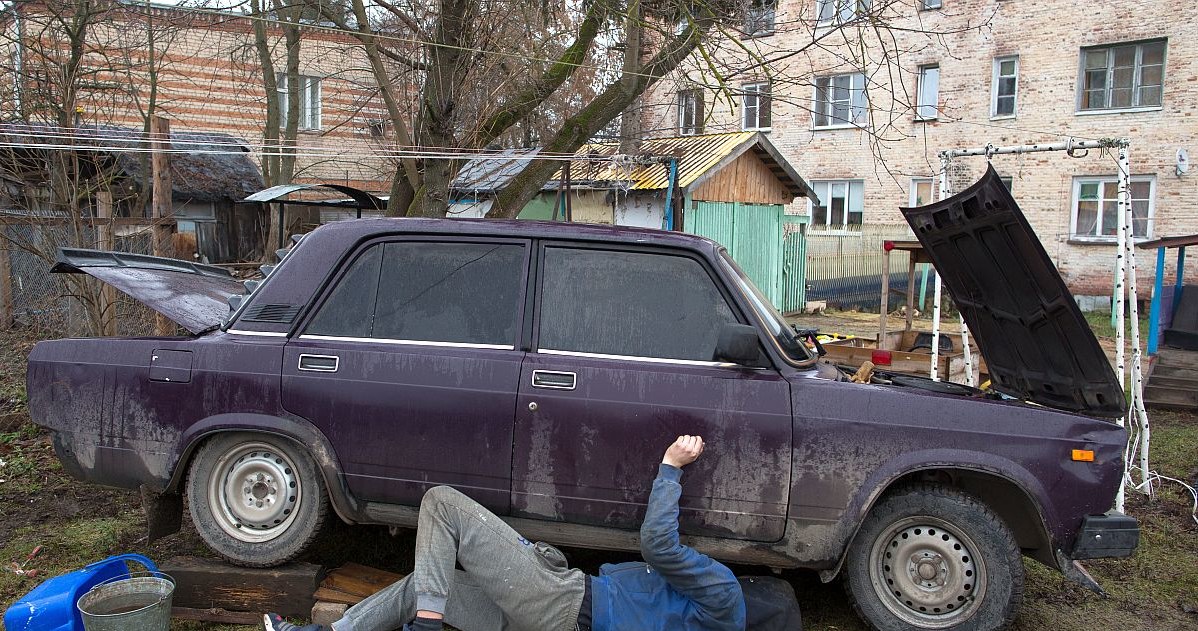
819,454,1057,583
167,413,361,524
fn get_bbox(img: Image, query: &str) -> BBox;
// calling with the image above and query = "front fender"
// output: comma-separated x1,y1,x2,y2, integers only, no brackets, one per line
167,412,362,523
817,448,1054,582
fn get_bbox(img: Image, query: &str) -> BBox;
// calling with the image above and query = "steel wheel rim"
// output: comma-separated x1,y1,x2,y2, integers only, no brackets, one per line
206,441,302,543
867,515,987,629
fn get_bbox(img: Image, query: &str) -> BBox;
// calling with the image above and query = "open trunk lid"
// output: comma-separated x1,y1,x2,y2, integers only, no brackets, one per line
900,166,1126,418
51,248,242,335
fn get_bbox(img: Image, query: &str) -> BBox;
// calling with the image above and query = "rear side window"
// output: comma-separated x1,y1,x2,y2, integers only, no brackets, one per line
538,247,736,361
306,241,525,346
373,242,525,345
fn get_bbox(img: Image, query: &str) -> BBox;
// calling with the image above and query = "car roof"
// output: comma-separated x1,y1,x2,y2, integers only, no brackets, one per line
306,218,723,255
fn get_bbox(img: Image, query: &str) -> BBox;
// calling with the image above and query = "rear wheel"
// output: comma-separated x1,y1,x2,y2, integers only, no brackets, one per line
844,485,1023,631
186,432,328,567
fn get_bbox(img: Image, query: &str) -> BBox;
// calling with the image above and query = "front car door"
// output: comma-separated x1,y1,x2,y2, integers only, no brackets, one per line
511,243,793,541
282,237,530,512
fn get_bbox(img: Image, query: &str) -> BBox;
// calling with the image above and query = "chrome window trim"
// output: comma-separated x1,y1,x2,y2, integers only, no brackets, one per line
227,329,288,337
538,348,735,368
299,334,513,351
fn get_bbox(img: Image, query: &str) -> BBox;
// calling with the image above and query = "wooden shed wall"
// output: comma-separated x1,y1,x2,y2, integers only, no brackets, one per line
689,151,793,205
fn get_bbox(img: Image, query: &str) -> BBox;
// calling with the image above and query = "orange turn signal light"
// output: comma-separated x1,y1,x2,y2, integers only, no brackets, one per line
1071,449,1095,462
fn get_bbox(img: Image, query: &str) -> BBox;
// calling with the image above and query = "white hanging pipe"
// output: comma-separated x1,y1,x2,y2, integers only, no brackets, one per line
1113,148,1129,513
941,138,1129,159
959,316,976,387
1118,146,1152,493
929,156,950,382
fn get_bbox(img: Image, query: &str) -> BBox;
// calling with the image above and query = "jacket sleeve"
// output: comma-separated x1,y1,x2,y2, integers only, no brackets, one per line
639,464,744,622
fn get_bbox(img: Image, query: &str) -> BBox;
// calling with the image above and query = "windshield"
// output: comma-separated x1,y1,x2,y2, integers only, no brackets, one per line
719,251,815,365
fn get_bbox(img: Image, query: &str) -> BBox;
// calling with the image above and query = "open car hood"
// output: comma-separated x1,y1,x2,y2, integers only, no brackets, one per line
900,166,1125,417
51,248,243,335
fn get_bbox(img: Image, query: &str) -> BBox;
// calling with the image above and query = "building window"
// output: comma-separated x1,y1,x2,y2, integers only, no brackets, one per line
1071,177,1154,239
1078,40,1165,111
277,73,322,130
916,65,939,120
677,89,704,135
742,83,772,131
809,180,864,229
920,0,941,9
992,56,1018,118
817,0,871,25
814,73,867,127
743,0,776,37
910,178,935,206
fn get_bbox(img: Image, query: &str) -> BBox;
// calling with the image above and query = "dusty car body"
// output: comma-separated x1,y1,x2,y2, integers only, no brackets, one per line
28,168,1137,630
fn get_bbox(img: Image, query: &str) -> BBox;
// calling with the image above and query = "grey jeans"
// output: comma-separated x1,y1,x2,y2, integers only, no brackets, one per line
335,486,587,631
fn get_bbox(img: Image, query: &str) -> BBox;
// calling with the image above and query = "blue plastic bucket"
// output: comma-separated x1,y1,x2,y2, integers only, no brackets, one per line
2,554,159,631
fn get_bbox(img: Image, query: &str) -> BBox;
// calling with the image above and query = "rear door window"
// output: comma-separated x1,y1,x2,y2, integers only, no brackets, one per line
538,247,736,361
306,241,526,346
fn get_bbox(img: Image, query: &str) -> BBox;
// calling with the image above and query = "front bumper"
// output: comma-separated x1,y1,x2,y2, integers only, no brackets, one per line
1071,511,1140,559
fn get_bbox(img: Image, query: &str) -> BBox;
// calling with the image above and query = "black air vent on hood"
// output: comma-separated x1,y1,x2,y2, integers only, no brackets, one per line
242,303,300,324
900,166,1125,418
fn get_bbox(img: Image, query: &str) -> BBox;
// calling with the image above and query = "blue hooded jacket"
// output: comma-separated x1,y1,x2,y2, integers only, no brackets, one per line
589,464,746,631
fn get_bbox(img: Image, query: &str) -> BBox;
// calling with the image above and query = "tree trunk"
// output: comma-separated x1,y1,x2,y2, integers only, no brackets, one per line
488,17,713,218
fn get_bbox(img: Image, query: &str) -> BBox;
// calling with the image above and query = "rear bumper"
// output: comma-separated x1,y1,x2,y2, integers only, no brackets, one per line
1071,511,1139,559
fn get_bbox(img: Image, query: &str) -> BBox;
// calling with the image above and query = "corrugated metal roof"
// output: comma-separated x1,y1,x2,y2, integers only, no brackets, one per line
451,148,540,194
560,132,757,191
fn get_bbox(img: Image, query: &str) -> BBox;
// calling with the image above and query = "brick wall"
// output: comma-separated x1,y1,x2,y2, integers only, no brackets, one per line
639,0,1198,299
8,4,395,194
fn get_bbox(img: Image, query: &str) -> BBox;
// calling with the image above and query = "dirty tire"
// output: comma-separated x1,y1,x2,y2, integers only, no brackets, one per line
844,484,1023,631
186,432,328,567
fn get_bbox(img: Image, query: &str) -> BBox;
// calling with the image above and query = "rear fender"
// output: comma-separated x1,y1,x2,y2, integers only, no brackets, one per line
817,448,1055,582
168,412,361,524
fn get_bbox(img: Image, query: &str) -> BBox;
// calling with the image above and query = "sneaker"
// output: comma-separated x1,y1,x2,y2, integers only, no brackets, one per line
263,613,327,631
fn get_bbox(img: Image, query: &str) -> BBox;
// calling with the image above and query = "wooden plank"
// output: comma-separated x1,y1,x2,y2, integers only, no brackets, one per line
0,227,11,330
171,606,261,625
150,115,174,336
95,192,117,336
161,556,323,618
323,563,403,596
313,586,366,605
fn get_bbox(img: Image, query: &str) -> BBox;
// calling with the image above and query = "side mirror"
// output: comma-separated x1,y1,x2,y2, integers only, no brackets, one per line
713,323,762,365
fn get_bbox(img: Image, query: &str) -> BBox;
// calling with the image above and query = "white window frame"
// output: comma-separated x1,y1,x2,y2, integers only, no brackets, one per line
677,89,703,136
1069,175,1156,241
920,0,941,9
742,82,771,131
991,56,1018,119
816,0,871,26
808,180,865,232
910,178,935,207
1076,40,1166,113
742,0,776,37
915,65,939,121
277,73,322,131
813,72,867,129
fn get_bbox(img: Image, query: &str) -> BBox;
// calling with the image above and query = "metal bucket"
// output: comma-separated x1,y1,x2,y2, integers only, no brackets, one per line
76,572,174,631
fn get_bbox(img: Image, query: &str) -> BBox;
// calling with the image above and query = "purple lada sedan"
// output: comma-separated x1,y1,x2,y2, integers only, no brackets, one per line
27,168,1137,630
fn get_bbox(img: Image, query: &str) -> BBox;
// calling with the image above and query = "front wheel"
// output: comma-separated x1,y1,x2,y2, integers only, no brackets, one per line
844,485,1023,631
186,432,328,567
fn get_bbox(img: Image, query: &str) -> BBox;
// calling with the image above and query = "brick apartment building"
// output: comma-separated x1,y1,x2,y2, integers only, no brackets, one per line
2,1,393,194
638,0,1197,299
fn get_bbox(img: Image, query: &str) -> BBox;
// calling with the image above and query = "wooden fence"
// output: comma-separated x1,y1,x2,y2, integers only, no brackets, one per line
804,223,917,310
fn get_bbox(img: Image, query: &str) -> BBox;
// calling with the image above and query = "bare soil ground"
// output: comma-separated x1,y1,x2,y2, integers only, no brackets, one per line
1,322,1195,631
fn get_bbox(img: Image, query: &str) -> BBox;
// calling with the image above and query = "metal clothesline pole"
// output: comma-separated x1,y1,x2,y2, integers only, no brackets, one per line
930,156,949,382
940,138,1128,159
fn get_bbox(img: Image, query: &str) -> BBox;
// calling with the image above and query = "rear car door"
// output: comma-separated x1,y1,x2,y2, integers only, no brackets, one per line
282,237,530,512
511,243,792,541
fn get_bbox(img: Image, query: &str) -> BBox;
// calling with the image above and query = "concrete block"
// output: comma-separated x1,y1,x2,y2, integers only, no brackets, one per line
312,602,348,626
